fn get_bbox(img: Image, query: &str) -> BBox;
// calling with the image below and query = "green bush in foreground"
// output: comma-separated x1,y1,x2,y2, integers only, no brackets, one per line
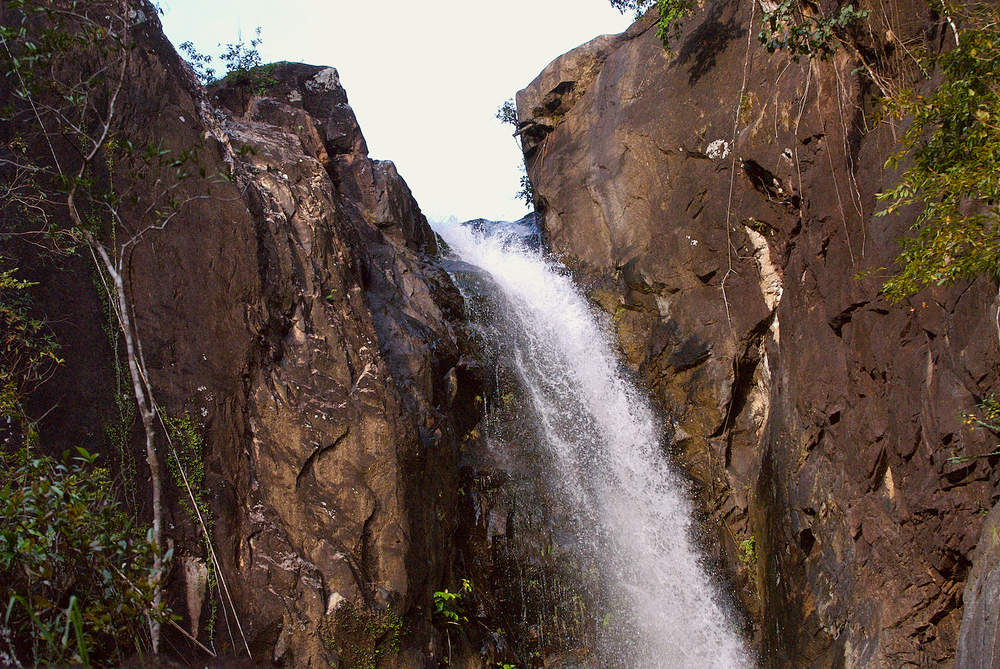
0,447,169,667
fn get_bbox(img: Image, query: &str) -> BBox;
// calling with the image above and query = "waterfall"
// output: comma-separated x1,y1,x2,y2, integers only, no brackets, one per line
436,218,751,669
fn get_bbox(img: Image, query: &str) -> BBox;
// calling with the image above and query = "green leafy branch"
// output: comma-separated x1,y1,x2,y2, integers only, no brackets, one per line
758,1,869,61
608,0,698,52
877,2,1000,301
655,0,698,51
179,27,265,86
0,269,61,435
433,578,472,627
951,394,1000,463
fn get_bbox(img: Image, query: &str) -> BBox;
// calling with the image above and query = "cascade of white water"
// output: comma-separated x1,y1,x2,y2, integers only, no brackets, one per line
436,219,751,669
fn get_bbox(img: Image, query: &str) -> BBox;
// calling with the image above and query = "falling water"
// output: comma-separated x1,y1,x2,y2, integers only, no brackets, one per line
436,218,751,669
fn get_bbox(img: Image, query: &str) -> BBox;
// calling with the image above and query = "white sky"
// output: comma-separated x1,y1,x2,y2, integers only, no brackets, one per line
156,1,635,223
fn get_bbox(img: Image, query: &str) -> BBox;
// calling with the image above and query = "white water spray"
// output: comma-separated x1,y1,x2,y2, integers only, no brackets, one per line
437,220,750,669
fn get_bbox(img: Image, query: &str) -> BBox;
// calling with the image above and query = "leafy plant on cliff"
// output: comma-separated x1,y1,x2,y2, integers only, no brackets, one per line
0,269,61,441
433,579,472,627
179,26,266,86
219,26,263,75
516,169,536,207
321,602,404,669
496,99,518,127
654,0,698,50
432,579,473,665
876,2,1000,301
0,447,170,667
757,1,869,61
609,0,697,51
963,394,1000,433
179,40,217,84
497,99,536,208
608,0,653,15
165,411,209,525
951,394,1000,463
738,536,757,567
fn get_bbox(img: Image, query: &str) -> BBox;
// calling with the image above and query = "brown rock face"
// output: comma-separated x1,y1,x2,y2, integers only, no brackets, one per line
6,3,478,666
956,503,1000,668
202,64,472,665
518,4,1000,667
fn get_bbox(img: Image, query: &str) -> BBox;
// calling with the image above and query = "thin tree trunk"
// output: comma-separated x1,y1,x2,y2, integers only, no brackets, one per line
82,230,163,652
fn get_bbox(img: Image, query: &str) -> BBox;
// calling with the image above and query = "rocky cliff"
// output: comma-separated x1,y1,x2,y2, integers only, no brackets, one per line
517,2,1000,667
4,2,479,666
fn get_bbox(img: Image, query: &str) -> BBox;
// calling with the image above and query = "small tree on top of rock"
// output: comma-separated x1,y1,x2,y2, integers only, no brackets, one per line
608,0,697,52
179,26,264,85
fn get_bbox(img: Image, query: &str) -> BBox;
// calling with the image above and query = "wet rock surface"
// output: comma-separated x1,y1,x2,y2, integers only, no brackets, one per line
518,3,1000,667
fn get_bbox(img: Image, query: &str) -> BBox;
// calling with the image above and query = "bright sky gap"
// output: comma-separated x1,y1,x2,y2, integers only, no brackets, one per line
157,0,635,223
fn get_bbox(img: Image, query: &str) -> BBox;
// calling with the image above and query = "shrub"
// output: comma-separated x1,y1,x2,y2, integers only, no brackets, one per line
179,27,265,86
877,2,1000,300
757,1,869,61
0,271,60,414
608,0,697,51
0,447,170,667
433,579,472,627
496,99,518,127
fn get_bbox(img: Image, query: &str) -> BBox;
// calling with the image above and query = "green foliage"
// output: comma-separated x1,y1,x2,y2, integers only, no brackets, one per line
433,579,472,627
608,0,655,17
0,447,170,667
165,411,208,524
220,27,263,75
0,0,128,106
496,99,518,127
164,410,221,639
179,40,216,84
0,269,60,390
655,0,698,52
951,394,1000,463
244,61,284,95
95,268,140,507
323,603,404,669
877,3,1000,301
738,536,757,567
516,168,535,208
497,99,535,207
608,0,696,52
0,0,202,247
179,27,267,87
0,3,202,654
0,268,61,439
758,1,868,60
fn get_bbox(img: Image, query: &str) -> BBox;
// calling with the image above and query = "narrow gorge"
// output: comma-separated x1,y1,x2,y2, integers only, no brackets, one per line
2,0,1000,668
